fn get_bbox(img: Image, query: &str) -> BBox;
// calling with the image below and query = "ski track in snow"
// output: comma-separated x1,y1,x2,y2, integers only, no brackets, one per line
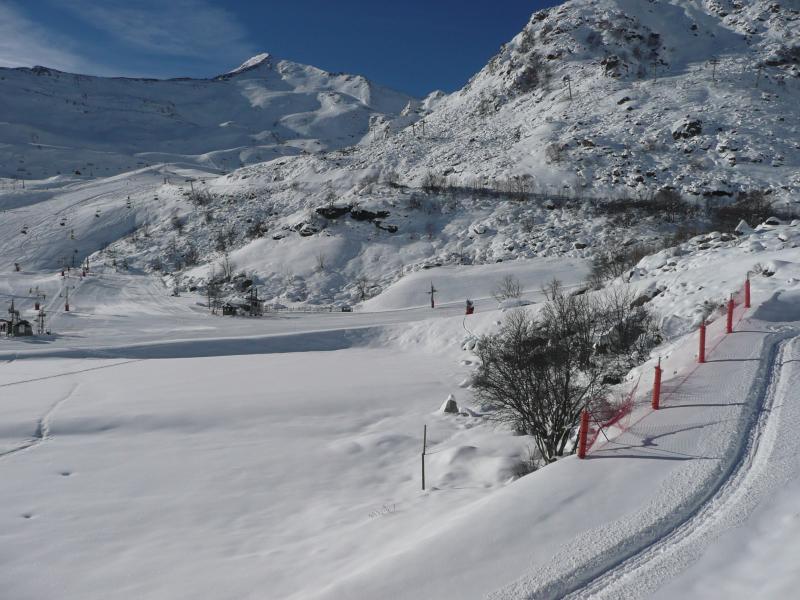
0,382,80,460
556,329,799,599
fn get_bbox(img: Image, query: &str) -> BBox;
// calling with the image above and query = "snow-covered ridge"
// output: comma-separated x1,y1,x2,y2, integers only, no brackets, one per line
314,0,798,203
0,54,417,180
222,52,273,76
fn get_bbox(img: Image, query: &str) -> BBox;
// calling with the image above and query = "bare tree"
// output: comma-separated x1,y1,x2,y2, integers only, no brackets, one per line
595,286,661,364
492,274,523,303
206,269,223,314
472,281,609,463
220,252,234,281
355,275,374,301
314,251,327,272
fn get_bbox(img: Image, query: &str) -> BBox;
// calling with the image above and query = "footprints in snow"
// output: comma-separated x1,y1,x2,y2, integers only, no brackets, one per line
19,471,74,520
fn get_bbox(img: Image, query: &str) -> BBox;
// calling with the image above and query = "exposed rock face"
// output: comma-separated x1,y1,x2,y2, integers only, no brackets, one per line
440,394,459,414
672,119,703,140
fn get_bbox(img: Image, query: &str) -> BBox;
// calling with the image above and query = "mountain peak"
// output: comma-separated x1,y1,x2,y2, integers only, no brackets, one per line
225,53,274,76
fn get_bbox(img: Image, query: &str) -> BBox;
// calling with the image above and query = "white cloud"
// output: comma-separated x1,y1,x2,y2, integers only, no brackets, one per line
62,0,255,62
0,2,101,72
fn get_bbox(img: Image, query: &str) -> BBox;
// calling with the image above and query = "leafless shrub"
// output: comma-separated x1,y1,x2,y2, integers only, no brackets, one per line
493,275,523,303
473,281,660,463
588,242,659,287
473,281,606,462
188,189,215,206
314,251,327,272
220,252,234,281
354,275,376,301
421,171,446,192
710,190,773,231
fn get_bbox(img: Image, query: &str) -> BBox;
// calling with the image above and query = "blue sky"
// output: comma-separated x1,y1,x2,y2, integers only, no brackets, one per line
0,0,563,96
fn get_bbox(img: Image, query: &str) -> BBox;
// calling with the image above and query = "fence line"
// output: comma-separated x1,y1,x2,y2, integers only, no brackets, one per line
582,278,753,457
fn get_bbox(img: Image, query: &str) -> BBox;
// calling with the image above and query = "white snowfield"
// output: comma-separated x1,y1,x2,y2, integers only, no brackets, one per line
2,220,800,598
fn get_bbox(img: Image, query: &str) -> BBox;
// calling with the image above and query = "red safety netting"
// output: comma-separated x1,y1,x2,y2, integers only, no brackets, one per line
585,375,641,452
579,279,755,458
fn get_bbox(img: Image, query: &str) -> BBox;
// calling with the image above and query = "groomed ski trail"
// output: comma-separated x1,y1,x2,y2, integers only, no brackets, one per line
563,331,799,599
486,324,798,600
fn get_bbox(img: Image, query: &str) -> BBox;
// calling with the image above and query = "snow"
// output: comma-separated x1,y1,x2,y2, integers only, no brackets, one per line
3,224,800,598
361,257,589,312
2,0,800,597
0,55,416,180
653,336,800,600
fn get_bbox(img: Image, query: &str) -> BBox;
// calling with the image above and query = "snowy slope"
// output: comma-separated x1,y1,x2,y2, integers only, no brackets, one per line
0,53,415,179
350,0,800,203
3,222,800,599
3,0,799,308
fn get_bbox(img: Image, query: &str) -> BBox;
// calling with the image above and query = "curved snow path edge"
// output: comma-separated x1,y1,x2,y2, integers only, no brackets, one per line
571,332,798,599
489,327,797,600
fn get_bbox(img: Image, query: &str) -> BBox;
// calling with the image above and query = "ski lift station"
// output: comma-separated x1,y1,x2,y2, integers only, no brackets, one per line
0,318,33,337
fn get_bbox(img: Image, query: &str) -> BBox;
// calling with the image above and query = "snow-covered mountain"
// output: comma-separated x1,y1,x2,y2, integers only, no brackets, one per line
2,0,799,310
0,53,416,179
349,0,800,201
5,4,800,598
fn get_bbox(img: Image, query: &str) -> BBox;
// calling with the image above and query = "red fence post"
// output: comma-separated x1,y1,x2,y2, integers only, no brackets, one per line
726,296,734,334
699,322,706,364
652,358,662,410
745,276,751,309
577,410,590,459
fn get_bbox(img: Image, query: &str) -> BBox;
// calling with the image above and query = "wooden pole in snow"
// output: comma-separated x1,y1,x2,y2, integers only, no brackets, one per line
745,276,751,309
726,295,735,334
421,424,427,491
699,322,706,364
577,410,590,459
427,282,437,309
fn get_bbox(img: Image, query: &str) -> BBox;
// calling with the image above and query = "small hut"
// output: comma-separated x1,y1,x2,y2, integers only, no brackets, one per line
222,303,238,316
1,318,32,336
13,320,33,337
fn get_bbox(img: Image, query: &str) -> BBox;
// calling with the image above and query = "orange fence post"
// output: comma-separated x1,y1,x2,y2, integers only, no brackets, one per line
577,410,590,459
745,277,751,309
652,358,662,410
699,322,706,364
726,296,734,334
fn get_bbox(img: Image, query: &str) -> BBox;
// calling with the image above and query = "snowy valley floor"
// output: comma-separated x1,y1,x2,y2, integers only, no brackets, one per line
2,250,800,599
